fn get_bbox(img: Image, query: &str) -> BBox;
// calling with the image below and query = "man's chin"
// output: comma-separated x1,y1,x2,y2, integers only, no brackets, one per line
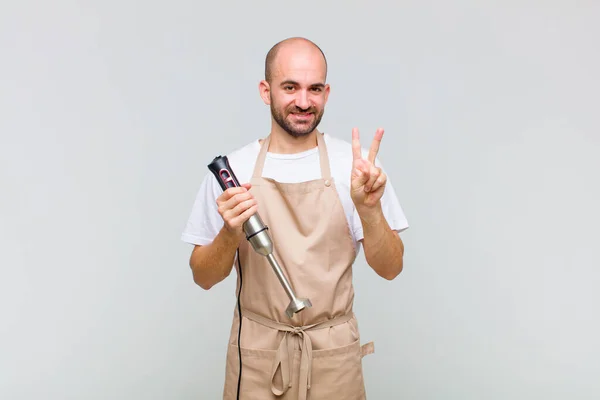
286,129,313,138
272,113,320,138
281,122,313,138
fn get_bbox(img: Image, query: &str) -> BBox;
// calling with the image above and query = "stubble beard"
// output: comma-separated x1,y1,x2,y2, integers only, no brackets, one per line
270,98,324,138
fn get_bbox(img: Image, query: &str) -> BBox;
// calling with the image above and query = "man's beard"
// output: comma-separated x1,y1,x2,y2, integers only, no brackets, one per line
270,100,324,138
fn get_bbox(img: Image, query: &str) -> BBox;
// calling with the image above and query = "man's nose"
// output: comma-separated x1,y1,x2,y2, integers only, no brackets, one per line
295,90,310,110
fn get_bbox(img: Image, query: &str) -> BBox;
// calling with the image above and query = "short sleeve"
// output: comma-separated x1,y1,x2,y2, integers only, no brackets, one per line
180,172,224,246
352,158,409,242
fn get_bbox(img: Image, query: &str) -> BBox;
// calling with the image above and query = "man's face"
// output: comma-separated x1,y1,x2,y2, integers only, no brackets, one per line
264,48,330,138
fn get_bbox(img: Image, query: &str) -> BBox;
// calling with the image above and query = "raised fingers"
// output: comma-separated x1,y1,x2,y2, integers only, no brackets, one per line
352,127,362,161
368,128,384,164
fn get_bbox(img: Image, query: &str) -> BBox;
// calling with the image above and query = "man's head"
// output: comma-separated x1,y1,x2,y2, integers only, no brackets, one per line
259,37,330,138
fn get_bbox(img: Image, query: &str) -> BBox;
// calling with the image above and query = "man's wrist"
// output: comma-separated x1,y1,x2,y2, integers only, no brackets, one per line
357,204,384,228
219,225,244,247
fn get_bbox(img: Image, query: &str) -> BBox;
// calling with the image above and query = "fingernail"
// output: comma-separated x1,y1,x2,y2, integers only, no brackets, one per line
354,168,361,176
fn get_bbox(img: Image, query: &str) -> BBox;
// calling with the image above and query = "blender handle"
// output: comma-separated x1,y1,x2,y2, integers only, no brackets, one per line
208,155,241,191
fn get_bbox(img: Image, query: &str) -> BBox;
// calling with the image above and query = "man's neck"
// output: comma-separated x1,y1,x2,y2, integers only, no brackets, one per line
264,127,319,154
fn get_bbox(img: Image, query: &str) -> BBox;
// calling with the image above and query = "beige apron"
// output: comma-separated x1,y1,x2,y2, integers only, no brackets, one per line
223,132,374,400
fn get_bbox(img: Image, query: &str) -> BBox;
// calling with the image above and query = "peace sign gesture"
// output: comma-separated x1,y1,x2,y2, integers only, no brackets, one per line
350,127,387,210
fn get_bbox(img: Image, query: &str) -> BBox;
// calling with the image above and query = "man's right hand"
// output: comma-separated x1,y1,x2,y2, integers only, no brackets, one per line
216,183,258,239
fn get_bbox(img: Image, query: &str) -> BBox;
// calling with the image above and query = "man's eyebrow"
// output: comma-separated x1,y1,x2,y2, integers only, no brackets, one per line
279,80,326,88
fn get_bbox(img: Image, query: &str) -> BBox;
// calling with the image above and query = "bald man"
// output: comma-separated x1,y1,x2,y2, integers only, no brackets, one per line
181,37,409,400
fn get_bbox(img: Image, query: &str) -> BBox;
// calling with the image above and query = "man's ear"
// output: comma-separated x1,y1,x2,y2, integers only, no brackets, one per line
258,80,271,105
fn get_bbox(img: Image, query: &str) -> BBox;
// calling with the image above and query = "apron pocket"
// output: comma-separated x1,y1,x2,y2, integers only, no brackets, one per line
223,343,280,400
308,339,366,400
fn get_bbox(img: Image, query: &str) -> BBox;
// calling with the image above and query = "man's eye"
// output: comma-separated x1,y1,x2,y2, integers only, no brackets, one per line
312,87,322,92
284,86,294,90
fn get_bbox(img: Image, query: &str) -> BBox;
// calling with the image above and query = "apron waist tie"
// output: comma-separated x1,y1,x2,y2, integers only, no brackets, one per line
241,309,354,400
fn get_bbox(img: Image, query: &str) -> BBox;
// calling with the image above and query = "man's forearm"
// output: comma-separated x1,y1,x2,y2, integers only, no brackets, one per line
189,226,241,290
358,206,404,280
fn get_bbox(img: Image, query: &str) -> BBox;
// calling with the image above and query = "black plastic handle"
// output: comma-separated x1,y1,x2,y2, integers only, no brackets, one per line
207,155,241,192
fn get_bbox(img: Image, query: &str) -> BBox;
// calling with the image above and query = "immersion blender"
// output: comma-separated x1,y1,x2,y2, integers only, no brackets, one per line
208,155,312,318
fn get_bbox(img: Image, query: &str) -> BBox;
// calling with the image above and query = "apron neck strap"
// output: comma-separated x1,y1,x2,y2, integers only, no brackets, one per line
252,132,332,180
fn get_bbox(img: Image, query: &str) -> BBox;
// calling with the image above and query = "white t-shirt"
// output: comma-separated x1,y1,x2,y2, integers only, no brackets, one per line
181,133,409,253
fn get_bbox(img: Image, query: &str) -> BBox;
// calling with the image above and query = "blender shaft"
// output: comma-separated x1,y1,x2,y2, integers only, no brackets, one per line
266,253,297,302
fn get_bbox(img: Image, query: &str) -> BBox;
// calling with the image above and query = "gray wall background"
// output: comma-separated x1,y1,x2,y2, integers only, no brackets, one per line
1,1,599,399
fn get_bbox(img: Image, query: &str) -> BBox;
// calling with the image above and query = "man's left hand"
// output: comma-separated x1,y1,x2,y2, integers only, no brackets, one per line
350,127,387,212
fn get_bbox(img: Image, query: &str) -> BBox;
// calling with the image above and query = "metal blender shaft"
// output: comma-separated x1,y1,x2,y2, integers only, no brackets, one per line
243,214,312,318
266,253,297,301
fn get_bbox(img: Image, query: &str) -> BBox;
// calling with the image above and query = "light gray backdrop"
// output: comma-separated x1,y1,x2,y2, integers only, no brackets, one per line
1,1,599,399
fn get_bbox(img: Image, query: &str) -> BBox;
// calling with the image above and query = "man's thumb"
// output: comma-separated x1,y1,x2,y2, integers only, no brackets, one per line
353,168,368,185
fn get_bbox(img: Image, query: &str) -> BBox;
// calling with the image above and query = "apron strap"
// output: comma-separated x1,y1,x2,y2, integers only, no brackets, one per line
241,308,353,400
315,131,332,181
251,132,332,180
252,135,270,179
